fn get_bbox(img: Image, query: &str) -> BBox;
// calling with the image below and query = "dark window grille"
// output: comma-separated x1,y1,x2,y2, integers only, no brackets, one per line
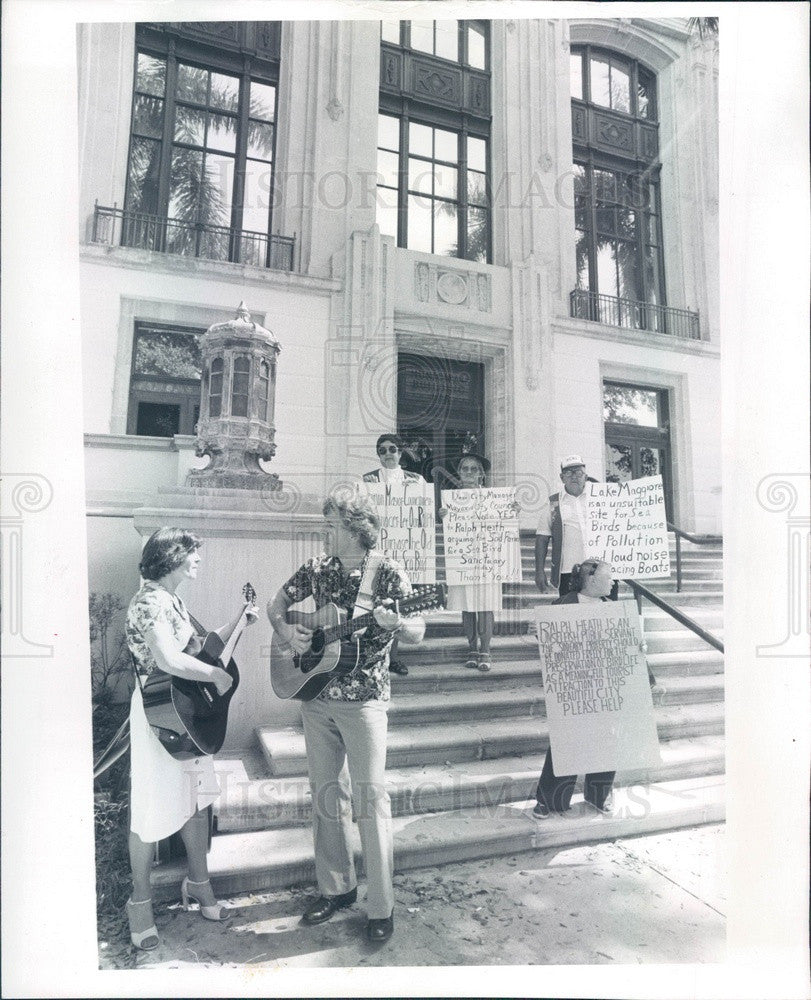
92,203,295,271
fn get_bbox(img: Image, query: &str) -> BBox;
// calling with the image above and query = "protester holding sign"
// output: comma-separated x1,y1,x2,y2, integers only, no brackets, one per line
535,455,599,599
439,454,516,673
533,559,622,818
583,476,671,580
363,433,426,676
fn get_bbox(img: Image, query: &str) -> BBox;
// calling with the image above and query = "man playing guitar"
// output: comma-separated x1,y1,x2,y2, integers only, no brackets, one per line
266,493,425,944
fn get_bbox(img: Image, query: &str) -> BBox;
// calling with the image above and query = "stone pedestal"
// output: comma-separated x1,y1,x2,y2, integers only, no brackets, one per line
134,485,326,750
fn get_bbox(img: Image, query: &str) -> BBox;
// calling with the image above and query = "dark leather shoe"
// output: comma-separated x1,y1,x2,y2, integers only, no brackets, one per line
301,888,357,925
366,912,394,942
389,660,408,676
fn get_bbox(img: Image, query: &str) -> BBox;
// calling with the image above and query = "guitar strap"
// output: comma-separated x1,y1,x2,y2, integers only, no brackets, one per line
186,609,207,637
352,550,384,621
130,603,206,692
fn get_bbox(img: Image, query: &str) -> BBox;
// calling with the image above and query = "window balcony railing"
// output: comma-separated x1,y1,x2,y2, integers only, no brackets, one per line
91,203,296,273
570,288,700,340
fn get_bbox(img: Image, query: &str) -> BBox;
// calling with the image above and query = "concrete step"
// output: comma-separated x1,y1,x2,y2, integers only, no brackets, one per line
645,578,725,593
151,773,725,901
636,590,723,607
213,735,725,833
633,608,724,631
257,701,724,777
502,595,725,614
390,648,723,692
643,630,723,654
384,675,724,727
397,628,722,664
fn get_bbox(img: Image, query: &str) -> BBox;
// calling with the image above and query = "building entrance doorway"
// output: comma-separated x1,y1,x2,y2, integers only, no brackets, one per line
397,353,485,504
603,380,674,521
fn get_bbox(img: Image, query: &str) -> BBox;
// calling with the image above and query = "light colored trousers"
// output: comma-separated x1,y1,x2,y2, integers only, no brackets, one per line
300,697,394,919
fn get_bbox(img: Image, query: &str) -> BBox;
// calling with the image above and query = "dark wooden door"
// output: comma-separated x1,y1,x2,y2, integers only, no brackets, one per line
397,353,485,505
603,381,674,521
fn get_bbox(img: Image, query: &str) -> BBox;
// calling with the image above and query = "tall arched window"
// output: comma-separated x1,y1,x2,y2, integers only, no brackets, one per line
570,46,668,333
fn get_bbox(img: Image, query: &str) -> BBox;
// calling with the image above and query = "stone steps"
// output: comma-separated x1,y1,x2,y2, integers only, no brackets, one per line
257,701,724,777
151,773,725,902
383,674,722,726
388,649,723,691
145,527,726,901
405,628,722,656
213,735,726,834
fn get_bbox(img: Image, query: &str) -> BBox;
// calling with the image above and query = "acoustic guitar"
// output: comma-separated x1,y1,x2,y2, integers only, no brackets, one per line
270,584,447,701
142,583,256,759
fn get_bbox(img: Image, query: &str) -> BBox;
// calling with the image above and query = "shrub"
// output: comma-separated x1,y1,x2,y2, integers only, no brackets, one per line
90,594,134,964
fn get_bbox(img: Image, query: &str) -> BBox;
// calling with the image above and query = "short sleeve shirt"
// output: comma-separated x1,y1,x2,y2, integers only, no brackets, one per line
280,551,413,702
536,489,589,573
125,581,195,676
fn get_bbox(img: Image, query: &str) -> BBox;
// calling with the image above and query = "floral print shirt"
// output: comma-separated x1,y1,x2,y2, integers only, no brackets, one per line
280,551,413,702
125,581,195,676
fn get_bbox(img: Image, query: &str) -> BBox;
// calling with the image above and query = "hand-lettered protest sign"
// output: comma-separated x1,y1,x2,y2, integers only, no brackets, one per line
584,476,671,579
441,486,522,586
364,480,436,583
536,601,660,775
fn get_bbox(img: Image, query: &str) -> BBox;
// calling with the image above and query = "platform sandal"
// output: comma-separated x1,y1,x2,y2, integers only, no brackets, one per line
181,877,226,921
126,897,159,951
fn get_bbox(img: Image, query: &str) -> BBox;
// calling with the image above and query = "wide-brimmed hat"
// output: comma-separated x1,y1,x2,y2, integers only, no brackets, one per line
457,452,491,474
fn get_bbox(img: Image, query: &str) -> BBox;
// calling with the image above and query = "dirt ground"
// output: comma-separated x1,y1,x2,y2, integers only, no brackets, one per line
99,823,725,971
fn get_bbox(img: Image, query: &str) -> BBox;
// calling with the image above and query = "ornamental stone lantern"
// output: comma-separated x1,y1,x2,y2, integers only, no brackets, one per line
186,302,281,490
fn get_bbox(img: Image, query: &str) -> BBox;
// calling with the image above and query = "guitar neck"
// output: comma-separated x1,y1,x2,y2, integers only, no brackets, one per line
323,589,439,645
218,604,251,664
331,609,376,643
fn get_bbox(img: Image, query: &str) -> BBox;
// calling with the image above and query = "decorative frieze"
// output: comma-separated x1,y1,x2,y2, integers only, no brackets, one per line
412,262,492,313
572,100,660,163
413,60,461,105
380,44,491,122
595,113,633,152
436,270,468,305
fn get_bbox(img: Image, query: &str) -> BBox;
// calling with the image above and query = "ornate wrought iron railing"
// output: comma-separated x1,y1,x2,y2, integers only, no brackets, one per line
570,288,701,340
91,203,296,272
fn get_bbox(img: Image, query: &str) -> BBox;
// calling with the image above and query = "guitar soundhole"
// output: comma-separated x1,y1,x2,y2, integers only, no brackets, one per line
310,628,325,656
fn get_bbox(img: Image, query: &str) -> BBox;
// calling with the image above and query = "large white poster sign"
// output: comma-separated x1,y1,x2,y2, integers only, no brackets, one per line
441,486,522,586
536,601,661,775
365,480,436,584
584,476,671,579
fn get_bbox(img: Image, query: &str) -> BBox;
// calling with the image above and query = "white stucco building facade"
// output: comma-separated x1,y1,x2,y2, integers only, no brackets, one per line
77,16,720,739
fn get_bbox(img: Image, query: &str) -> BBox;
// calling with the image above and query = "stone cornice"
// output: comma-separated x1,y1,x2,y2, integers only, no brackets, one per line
553,316,720,357
79,243,342,296
84,432,176,451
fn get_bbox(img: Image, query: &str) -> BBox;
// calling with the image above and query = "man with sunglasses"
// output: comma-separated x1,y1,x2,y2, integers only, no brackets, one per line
363,435,426,676
535,455,601,599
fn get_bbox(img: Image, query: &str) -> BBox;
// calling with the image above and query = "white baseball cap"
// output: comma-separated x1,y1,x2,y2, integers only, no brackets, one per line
560,454,586,471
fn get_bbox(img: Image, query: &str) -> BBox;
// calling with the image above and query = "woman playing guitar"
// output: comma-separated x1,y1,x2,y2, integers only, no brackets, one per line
124,528,258,951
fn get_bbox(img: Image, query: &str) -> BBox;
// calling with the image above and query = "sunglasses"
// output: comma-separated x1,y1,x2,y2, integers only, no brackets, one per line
377,445,399,455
